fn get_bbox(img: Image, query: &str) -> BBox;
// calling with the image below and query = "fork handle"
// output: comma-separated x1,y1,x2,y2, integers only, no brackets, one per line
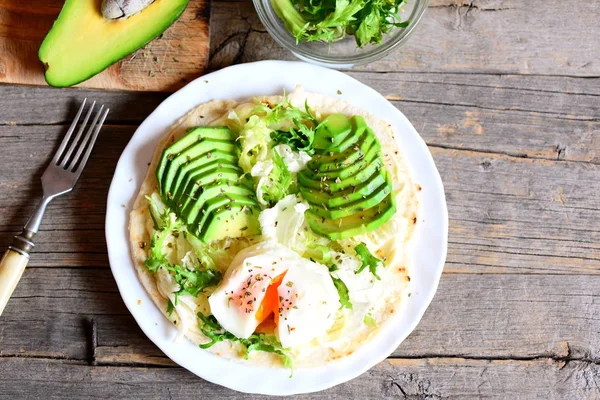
0,231,35,317
0,249,29,316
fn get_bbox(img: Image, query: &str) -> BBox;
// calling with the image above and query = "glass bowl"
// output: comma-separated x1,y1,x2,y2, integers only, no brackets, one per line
252,0,430,67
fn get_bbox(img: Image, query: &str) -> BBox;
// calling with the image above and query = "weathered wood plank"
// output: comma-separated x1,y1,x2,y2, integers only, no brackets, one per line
210,0,600,76
2,124,598,273
0,357,597,399
0,86,168,125
2,269,600,363
2,74,598,164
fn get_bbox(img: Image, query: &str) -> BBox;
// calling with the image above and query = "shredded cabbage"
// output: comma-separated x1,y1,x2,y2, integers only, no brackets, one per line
238,114,273,175
258,194,332,261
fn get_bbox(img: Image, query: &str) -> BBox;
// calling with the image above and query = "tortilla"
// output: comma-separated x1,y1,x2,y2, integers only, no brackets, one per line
129,87,419,367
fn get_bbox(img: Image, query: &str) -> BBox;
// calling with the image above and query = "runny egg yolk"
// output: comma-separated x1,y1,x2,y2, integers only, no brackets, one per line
255,272,286,324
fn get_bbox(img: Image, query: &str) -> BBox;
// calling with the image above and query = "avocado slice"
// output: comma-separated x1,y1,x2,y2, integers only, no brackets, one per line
313,114,353,150
324,116,368,154
170,151,239,206
300,170,388,208
298,157,383,192
300,139,381,181
307,129,375,173
184,181,255,226
199,203,261,242
38,0,190,87
161,139,238,200
201,206,261,243
193,193,259,236
179,166,247,218
305,194,396,240
307,179,393,220
156,127,235,192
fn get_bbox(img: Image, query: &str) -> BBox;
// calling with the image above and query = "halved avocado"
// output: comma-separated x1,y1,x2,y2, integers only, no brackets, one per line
300,170,388,208
39,0,190,87
305,194,396,241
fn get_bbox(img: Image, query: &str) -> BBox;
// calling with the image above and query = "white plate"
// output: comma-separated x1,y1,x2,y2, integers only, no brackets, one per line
105,60,448,395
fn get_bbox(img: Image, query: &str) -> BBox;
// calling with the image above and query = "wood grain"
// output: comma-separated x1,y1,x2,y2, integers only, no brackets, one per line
0,0,599,397
210,0,600,76
0,357,598,399
0,0,210,91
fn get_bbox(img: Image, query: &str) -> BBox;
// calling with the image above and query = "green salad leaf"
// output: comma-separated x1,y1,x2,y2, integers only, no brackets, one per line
166,264,222,302
265,99,318,155
197,312,293,371
331,276,352,310
238,114,273,175
354,242,383,280
271,0,409,47
260,147,295,206
144,198,183,273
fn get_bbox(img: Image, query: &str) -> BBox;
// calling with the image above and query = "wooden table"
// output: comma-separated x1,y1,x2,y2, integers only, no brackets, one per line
1,0,598,398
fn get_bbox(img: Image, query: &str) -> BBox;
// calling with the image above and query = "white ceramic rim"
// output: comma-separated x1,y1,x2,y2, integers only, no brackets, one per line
105,60,448,395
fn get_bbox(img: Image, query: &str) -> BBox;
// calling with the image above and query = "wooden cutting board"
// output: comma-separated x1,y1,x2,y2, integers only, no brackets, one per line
0,0,210,92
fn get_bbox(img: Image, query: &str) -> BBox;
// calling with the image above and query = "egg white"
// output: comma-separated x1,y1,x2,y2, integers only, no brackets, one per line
209,242,340,348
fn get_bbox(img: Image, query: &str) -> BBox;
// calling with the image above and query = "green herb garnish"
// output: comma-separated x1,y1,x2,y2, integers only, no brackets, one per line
143,200,183,273
331,276,352,310
197,312,293,373
363,313,377,327
166,264,222,302
267,100,318,155
354,242,383,280
166,299,175,317
261,147,295,206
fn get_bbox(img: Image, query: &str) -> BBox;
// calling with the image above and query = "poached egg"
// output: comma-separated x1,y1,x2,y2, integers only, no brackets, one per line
208,242,340,348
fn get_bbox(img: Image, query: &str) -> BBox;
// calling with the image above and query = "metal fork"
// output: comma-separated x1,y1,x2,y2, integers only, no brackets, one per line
0,99,109,316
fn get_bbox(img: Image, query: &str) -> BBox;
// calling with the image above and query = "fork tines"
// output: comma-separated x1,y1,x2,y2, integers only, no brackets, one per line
54,98,109,173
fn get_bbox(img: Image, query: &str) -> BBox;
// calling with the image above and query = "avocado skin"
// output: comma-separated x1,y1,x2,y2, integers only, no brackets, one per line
38,0,190,88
